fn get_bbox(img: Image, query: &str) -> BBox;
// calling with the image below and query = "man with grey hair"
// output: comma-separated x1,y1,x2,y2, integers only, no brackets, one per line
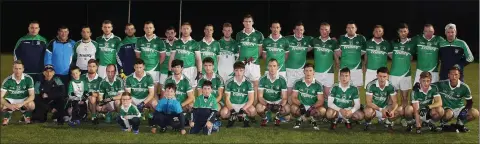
438,23,474,81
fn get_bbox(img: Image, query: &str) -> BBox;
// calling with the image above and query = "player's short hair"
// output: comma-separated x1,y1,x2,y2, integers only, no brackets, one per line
144,21,154,25
340,67,350,74
82,26,90,30
58,25,68,31
223,22,232,28
233,61,245,70
374,25,383,30
376,67,389,74
449,65,461,73
125,23,134,28
102,20,113,25
303,63,314,69
166,26,176,31
171,59,184,68
271,20,280,26
202,80,213,88
420,71,432,80
165,83,177,91
347,21,356,26
398,23,409,30
181,22,191,27
29,20,40,25
244,14,253,20
268,58,278,65
135,58,145,65
295,22,304,27
87,59,98,66
202,57,214,65
106,64,116,71
424,24,433,28
320,22,330,27
70,66,81,72
445,23,456,31
121,92,132,99
205,24,214,29
12,60,24,66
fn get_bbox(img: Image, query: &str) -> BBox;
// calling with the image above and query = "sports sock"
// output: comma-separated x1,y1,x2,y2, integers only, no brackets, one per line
23,111,32,118
3,111,12,119
345,119,350,123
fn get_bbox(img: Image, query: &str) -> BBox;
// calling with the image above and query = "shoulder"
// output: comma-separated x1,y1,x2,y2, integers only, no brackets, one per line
366,79,377,89
314,79,323,86
53,77,64,85
279,75,287,82
293,78,303,86
459,82,471,90
113,36,122,41
3,75,12,85
24,74,34,82
91,40,99,45
225,77,234,86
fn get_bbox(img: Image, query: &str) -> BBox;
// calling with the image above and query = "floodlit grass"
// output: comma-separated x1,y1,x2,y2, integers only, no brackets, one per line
1,54,478,143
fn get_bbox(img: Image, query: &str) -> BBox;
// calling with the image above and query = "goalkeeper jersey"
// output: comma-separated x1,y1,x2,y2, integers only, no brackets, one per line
96,34,122,66
73,40,99,70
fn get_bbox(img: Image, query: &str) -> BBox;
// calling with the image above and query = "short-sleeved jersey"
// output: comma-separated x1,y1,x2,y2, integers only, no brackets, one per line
172,37,199,68
164,75,192,103
135,35,166,71
337,34,367,70
120,104,141,119
98,76,125,99
68,79,89,99
435,80,472,109
365,79,397,108
80,73,102,93
125,72,154,99
225,77,253,104
293,78,323,106
413,35,445,72
285,35,313,69
263,35,289,71
96,34,122,66
236,29,265,65
390,38,416,76
329,83,359,108
258,74,287,102
198,38,221,73
160,39,176,74
411,85,440,108
73,40,99,70
196,74,224,98
311,37,338,73
365,39,391,70
218,38,238,57
194,95,219,111
1,74,34,99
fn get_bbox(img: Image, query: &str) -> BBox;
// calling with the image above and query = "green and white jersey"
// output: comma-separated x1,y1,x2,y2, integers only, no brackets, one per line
311,37,338,73
194,95,219,111
197,74,224,98
73,40,99,70
135,35,166,71
413,35,445,72
125,72,154,99
96,34,122,66
68,79,89,99
236,28,265,65
365,38,391,70
263,35,289,72
435,80,472,109
258,73,287,102
411,84,440,108
218,37,238,57
390,38,416,77
365,79,397,108
198,38,221,73
225,76,253,104
172,37,199,68
98,76,125,99
337,34,367,70
80,73,102,93
293,78,323,106
120,104,141,119
1,74,34,99
329,83,359,108
164,74,192,103
160,39,177,74
285,35,313,69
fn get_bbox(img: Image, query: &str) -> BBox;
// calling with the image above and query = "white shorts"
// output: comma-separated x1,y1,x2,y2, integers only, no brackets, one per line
98,65,118,79
159,74,168,85
183,67,198,87
414,69,439,84
265,100,281,105
146,70,160,84
132,97,146,106
364,69,377,89
244,63,261,81
336,107,353,119
218,55,235,83
338,69,363,87
315,72,334,87
264,71,286,80
389,75,412,91
286,68,304,88
100,101,116,110
232,103,246,113
5,98,27,104
446,107,464,119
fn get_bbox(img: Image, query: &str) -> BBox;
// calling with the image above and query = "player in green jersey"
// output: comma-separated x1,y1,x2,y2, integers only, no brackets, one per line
404,71,444,134
257,59,289,127
168,22,202,88
335,21,367,88
1,60,35,125
221,61,257,128
190,81,221,135
437,66,478,132
312,22,337,99
197,57,224,108
364,25,392,88
66,66,90,126
198,24,220,75
125,59,157,122
326,67,364,130
363,67,400,131
135,21,166,98
218,23,238,84
291,63,324,130
262,21,288,79
97,64,125,123
80,59,103,124
413,24,445,84
163,59,195,111
159,27,178,94
236,14,265,104
117,92,142,134
96,20,122,78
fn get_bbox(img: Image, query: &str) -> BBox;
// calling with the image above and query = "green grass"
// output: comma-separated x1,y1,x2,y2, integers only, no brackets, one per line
1,54,478,143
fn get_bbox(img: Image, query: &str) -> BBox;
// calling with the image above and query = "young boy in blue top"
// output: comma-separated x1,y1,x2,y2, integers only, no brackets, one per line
152,83,186,135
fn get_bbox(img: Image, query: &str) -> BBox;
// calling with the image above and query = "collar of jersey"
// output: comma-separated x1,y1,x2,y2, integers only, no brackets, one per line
174,74,185,84
234,76,246,85
269,34,283,42
202,37,215,45
107,77,118,85
339,83,351,92
11,73,25,82
344,34,358,39
144,34,157,42
121,103,132,112
165,38,177,46
371,38,384,45
420,85,432,95
448,79,461,89
375,80,390,91
319,36,331,42
242,28,256,35
181,36,193,44
302,78,316,87
266,72,280,82
134,72,147,81
81,39,92,43
203,73,216,80
85,73,99,82
293,35,304,41
422,35,436,41
400,38,411,44
102,33,114,40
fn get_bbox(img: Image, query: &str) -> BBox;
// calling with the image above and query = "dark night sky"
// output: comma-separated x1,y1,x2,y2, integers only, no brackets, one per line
1,1,478,59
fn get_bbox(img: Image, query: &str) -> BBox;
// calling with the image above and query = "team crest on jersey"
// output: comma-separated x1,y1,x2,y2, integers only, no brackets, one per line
455,49,459,54
356,41,359,44
16,85,20,90
111,44,115,47
252,38,257,41
37,41,40,45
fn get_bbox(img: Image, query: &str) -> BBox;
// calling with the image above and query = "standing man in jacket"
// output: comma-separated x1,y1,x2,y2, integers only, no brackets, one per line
44,26,76,91
14,21,48,82
117,23,138,79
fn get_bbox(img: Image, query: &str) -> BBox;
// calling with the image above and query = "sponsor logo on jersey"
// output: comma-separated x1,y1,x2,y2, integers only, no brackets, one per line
141,47,158,53
265,88,279,94
232,91,247,97
202,51,216,57
176,91,186,95
176,49,192,54
107,91,118,96
341,45,361,49
367,49,387,55
314,47,332,53
373,93,387,102
393,50,411,56
266,47,283,52
291,45,307,51
419,45,438,51
79,54,93,57
241,41,257,47
9,89,25,95
100,47,115,52
132,87,148,92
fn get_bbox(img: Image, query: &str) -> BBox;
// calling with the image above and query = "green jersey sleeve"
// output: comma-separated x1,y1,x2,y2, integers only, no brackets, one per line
211,97,219,111
464,84,472,100
352,86,359,99
147,76,154,89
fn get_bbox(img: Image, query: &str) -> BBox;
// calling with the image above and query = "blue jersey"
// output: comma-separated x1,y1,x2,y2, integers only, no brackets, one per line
44,38,76,75
155,97,183,115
